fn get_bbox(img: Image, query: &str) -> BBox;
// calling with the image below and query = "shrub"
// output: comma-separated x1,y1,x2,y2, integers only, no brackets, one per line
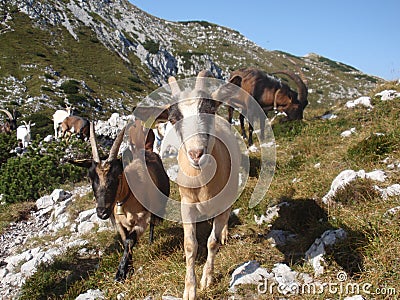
0,138,89,203
0,134,17,166
44,73,54,80
61,80,80,94
41,86,54,92
142,39,159,54
28,113,53,137
67,94,88,107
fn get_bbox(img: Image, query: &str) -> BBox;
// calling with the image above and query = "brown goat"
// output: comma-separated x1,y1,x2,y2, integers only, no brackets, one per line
213,68,308,145
61,115,90,141
0,109,17,135
73,121,169,281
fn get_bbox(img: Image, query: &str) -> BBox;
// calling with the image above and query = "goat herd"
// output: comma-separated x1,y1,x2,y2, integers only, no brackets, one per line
0,104,90,153
1,68,308,300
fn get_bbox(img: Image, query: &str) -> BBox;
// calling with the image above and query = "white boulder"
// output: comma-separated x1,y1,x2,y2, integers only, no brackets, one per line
305,229,347,276
75,289,105,300
375,89,400,101
229,260,272,292
322,169,386,204
345,96,373,109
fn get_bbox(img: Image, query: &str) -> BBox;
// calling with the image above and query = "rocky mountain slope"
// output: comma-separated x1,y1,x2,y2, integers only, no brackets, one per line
1,0,382,122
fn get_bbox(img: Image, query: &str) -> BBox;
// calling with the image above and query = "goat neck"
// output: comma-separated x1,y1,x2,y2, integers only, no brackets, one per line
273,70,308,107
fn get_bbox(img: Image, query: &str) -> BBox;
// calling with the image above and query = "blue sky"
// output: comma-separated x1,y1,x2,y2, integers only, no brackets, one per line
130,0,399,80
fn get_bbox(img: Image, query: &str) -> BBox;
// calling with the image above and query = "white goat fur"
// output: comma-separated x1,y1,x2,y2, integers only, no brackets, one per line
53,106,73,139
168,72,240,300
16,121,34,147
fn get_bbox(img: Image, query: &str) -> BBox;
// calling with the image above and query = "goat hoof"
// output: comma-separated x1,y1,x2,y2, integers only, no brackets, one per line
114,271,127,282
114,273,125,282
114,267,135,282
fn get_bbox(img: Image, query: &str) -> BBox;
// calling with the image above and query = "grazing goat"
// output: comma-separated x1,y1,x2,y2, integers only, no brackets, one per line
152,121,173,154
53,105,73,139
60,116,90,141
74,122,170,281
213,68,308,145
135,70,240,300
17,121,34,148
0,109,17,134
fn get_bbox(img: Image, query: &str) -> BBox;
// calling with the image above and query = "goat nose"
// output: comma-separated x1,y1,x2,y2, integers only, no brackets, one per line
96,207,110,220
188,149,204,162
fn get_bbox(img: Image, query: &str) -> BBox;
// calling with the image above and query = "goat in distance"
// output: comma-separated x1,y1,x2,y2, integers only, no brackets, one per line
17,120,34,148
53,105,73,139
0,109,17,135
60,115,90,141
213,68,308,146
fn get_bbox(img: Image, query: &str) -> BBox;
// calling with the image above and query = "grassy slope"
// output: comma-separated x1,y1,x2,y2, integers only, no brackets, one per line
11,82,399,299
0,12,154,116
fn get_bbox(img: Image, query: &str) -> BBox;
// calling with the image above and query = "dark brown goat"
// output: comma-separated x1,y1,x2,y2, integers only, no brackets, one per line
0,109,17,135
74,121,169,281
213,68,308,145
61,116,90,141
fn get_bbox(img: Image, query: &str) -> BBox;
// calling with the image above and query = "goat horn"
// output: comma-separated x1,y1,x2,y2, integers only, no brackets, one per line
168,76,181,96
195,70,214,90
89,122,100,163
107,126,126,162
0,109,14,120
273,70,308,107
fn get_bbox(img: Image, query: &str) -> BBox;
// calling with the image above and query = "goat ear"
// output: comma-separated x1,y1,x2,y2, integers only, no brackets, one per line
229,74,242,87
229,75,242,86
68,158,94,168
133,106,169,126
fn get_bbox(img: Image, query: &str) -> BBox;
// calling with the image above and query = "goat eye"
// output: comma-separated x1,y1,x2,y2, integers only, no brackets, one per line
169,117,177,125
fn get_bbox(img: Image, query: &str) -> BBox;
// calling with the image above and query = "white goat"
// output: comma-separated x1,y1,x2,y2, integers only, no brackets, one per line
53,105,73,139
135,70,240,300
17,121,34,148
152,121,173,154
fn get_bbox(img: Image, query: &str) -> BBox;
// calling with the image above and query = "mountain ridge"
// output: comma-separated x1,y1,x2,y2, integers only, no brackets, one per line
0,0,382,121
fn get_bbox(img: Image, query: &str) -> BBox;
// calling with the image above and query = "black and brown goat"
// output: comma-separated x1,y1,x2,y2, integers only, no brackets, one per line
61,116,90,141
213,68,308,145
0,109,17,135
75,121,169,281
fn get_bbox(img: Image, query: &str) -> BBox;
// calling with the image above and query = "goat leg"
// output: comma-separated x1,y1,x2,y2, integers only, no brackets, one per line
239,114,247,140
248,121,254,146
115,230,137,282
149,214,155,244
227,106,234,125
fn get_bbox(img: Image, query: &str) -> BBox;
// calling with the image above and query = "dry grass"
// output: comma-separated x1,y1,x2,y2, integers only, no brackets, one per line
0,201,36,234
